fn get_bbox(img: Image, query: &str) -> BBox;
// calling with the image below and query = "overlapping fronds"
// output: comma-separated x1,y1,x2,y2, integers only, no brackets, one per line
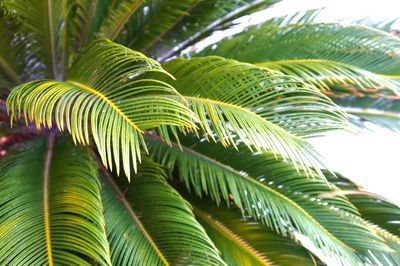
155,0,279,60
99,0,146,40
0,137,111,265
7,39,197,179
160,56,349,177
101,157,226,266
198,22,400,75
256,59,400,95
327,173,400,238
122,0,194,51
189,197,322,266
2,0,69,79
146,134,392,265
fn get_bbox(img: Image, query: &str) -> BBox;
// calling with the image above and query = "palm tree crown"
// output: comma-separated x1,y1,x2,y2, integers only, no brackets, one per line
0,1,399,265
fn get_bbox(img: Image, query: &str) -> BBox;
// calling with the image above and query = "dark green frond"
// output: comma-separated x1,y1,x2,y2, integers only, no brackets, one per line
189,197,322,266
152,0,279,60
0,137,111,265
99,0,145,40
3,0,69,79
198,22,400,75
145,134,392,264
121,0,194,51
7,39,197,179
101,157,226,266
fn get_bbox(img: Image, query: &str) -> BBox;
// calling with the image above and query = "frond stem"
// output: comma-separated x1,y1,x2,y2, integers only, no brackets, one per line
0,57,21,83
92,150,170,266
43,132,55,265
193,206,272,266
109,0,145,41
45,0,57,79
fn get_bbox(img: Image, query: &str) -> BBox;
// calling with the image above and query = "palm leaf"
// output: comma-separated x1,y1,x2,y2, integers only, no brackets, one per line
99,0,146,40
154,0,279,61
3,0,69,79
121,0,195,51
100,157,226,266
145,134,392,265
326,173,400,238
256,59,400,95
188,196,322,266
7,39,197,179
160,56,349,177
0,10,22,88
0,136,111,265
198,22,400,75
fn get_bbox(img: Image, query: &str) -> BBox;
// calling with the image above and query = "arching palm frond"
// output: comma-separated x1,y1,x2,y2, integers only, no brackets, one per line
122,0,195,51
188,196,323,266
2,0,69,79
101,157,226,266
256,59,400,95
99,0,146,40
6,39,197,179
159,56,348,177
327,173,400,238
154,0,279,61
0,137,111,265
145,134,392,265
198,22,400,75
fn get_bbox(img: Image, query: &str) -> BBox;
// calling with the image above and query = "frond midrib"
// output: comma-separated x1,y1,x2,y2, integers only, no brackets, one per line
99,158,170,266
109,0,146,40
145,134,354,252
43,133,56,265
0,56,20,83
66,80,142,132
193,206,272,266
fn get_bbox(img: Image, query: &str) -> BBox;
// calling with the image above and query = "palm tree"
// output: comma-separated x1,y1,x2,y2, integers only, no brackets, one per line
0,1,399,265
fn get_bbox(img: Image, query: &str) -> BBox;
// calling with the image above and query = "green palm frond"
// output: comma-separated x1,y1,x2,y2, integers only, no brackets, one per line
99,0,145,40
189,197,322,266
145,134,392,264
6,39,197,179
0,136,111,265
327,173,400,238
198,22,400,75
101,157,226,266
0,10,22,89
2,0,69,79
122,0,194,51
256,59,400,95
160,56,349,177
155,0,279,60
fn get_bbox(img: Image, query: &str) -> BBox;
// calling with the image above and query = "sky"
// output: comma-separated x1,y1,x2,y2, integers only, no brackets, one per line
192,0,400,205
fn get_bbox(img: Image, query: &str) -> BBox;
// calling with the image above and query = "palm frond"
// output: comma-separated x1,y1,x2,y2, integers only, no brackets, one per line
327,173,400,238
121,0,195,51
160,56,349,177
188,196,322,266
155,0,279,60
256,59,400,95
0,136,111,265
99,0,146,40
198,22,400,75
3,0,69,79
7,39,197,179
145,134,392,265
0,10,21,88
101,157,226,266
